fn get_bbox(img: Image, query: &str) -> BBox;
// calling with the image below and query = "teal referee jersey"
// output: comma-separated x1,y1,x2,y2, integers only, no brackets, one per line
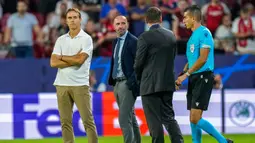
186,25,214,74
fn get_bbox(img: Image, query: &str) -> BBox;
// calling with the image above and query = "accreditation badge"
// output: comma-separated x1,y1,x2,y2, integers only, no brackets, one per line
190,44,195,53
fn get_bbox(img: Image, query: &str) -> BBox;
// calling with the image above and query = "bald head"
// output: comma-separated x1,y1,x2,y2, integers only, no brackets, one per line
113,16,129,37
114,16,128,23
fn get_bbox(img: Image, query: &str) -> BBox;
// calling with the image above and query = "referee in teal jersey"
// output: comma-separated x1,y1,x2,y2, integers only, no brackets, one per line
175,5,233,143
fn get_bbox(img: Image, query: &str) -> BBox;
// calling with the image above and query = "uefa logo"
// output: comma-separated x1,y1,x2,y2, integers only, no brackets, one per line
229,100,255,127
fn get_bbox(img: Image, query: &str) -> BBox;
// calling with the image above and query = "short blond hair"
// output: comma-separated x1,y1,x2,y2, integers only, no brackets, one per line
65,8,81,19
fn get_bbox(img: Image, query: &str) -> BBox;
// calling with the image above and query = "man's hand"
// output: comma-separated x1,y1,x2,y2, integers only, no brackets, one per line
61,49,88,66
178,71,185,77
175,74,188,89
50,54,71,68
175,71,186,90
175,84,180,90
74,49,84,59
56,55,62,60
77,48,82,55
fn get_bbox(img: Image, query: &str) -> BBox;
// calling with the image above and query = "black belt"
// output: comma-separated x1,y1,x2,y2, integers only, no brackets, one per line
115,77,126,82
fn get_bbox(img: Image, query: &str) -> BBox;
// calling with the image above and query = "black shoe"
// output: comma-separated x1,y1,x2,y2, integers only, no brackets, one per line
227,139,234,143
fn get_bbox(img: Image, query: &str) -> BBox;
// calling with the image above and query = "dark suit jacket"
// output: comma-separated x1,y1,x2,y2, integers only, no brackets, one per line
134,24,177,96
108,32,139,97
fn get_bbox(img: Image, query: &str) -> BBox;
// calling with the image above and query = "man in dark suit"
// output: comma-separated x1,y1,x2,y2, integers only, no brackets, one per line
108,15,141,143
134,7,184,143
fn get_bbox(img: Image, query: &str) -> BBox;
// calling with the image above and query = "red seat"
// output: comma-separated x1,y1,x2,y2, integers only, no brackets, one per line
1,13,11,32
31,12,45,27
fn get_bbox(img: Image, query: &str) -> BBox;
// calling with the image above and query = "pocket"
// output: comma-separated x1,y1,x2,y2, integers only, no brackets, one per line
82,85,90,95
72,86,90,97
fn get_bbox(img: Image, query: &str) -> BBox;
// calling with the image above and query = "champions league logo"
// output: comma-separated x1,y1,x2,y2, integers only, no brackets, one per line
229,100,255,127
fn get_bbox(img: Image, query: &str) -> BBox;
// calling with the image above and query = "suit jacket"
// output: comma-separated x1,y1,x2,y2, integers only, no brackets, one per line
134,24,177,96
108,31,139,97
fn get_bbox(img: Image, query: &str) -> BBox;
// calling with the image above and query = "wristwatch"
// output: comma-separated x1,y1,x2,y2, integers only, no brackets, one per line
185,72,190,76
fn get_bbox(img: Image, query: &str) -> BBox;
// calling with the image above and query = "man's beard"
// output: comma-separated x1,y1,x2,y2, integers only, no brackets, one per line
18,10,26,14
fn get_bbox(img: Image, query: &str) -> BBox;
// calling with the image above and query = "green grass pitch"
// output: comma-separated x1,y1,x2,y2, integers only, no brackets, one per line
0,134,254,143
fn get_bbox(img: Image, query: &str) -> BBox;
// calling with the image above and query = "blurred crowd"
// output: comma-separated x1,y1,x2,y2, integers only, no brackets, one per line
0,0,255,59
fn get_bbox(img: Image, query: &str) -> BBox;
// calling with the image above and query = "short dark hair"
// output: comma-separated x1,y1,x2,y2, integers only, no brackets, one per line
145,7,162,23
17,0,28,5
184,5,202,22
240,7,249,14
65,8,81,19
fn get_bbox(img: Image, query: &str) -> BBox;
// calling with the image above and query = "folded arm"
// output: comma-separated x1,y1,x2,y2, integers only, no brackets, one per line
50,54,71,68
61,53,88,66
51,36,92,68
51,52,89,68
234,32,252,39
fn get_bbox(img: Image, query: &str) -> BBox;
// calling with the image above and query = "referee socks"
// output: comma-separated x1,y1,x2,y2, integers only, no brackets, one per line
197,118,227,143
190,123,202,143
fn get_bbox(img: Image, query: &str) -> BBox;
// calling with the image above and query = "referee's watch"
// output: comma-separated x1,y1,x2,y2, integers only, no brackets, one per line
185,72,190,77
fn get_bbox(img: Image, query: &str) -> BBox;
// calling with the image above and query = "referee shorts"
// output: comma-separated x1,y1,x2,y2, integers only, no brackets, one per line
186,71,214,111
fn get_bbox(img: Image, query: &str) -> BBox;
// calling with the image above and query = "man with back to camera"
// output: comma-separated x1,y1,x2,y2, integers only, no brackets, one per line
175,5,233,143
50,8,98,143
134,7,184,143
108,15,141,143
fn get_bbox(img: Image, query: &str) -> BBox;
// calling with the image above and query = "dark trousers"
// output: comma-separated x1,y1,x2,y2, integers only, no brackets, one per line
14,46,33,58
142,91,184,143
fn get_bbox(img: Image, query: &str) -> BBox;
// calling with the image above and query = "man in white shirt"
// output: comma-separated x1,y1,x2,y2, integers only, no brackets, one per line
50,8,98,143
